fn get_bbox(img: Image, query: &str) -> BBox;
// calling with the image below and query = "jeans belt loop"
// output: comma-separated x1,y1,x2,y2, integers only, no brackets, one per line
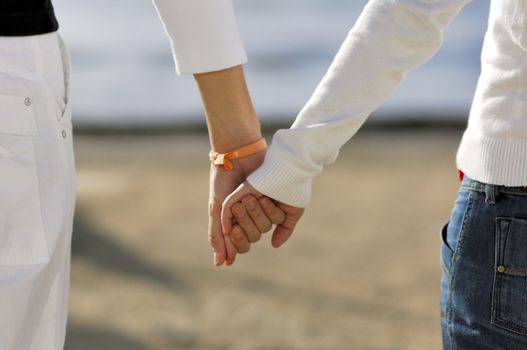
485,183,498,205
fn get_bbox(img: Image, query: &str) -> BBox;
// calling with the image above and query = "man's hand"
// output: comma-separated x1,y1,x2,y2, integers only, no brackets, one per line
222,182,305,251
226,195,285,253
209,151,285,266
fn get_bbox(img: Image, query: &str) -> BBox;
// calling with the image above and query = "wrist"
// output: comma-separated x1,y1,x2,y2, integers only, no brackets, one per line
209,138,267,171
231,148,266,176
210,121,262,153
210,137,267,174
195,65,262,153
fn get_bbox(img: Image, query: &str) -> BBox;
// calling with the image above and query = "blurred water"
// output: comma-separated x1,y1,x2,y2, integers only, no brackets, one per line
52,0,489,127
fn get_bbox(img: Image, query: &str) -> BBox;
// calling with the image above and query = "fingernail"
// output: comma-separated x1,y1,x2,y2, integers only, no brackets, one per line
260,198,269,209
234,232,244,240
234,207,246,218
213,253,221,266
246,199,257,210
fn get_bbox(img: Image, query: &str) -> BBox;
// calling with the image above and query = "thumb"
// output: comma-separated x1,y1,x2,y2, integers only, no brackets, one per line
221,181,261,235
271,225,295,248
271,206,303,248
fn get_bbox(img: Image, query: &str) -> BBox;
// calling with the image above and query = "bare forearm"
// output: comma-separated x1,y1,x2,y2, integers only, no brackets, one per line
194,65,262,153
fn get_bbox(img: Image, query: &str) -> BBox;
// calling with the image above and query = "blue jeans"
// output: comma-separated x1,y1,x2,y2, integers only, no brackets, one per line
440,175,527,349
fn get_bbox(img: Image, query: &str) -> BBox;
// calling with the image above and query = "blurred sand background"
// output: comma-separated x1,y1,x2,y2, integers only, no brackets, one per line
64,126,463,350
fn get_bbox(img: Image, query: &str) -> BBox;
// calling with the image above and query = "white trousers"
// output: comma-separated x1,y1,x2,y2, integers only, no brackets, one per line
0,32,75,349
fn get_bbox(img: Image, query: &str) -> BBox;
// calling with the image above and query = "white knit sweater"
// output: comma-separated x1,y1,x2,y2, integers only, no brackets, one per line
154,0,527,208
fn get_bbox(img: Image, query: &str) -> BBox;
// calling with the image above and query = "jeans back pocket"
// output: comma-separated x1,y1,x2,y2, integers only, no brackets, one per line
491,217,527,335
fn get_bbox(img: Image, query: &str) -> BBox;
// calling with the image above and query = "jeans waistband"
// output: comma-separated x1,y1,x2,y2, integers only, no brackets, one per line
460,176,527,196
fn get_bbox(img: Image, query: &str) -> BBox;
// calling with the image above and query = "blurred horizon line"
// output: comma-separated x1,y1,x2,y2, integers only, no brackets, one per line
72,113,468,135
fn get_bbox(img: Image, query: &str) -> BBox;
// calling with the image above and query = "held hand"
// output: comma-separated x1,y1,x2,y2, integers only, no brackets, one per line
208,164,243,267
209,151,286,266
228,195,286,253
222,182,305,250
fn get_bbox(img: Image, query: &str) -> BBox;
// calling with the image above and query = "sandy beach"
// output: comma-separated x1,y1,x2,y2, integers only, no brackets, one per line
65,127,464,350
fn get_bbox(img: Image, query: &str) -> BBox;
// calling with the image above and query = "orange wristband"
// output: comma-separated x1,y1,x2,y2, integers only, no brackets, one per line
209,138,267,171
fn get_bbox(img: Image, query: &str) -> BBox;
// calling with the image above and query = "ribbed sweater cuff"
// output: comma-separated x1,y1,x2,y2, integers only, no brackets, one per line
247,153,312,208
173,44,247,74
456,131,527,186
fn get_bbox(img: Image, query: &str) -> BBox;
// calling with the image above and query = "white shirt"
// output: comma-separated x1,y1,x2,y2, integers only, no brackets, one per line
154,0,527,208
153,0,247,74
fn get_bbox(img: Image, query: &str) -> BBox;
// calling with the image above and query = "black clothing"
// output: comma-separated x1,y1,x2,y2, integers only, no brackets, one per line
0,0,58,36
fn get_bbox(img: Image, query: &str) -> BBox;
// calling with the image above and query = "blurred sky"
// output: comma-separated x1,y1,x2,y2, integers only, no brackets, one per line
52,0,490,127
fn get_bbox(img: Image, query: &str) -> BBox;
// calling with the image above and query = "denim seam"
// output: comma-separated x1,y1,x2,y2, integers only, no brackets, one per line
498,268,527,276
492,219,505,333
451,191,476,267
440,257,451,282
446,189,476,350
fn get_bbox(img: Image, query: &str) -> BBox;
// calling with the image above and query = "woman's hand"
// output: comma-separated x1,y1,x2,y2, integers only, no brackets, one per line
193,65,287,266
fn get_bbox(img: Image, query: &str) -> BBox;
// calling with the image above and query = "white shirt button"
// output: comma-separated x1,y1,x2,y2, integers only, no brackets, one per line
24,97,32,107
62,130,67,138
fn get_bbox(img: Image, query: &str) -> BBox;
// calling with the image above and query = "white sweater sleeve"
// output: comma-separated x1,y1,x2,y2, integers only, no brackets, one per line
152,0,247,74
247,0,471,208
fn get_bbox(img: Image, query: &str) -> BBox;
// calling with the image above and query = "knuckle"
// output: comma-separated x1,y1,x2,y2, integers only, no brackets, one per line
232,227,246,241
243,197,259,212
232,204,245,216
246,207,259,215
264,203,275,214
234,210,245,219
235,218,247,227
234,212,249,224
233,234,246,243
237,217,251,227
270,212,283,223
